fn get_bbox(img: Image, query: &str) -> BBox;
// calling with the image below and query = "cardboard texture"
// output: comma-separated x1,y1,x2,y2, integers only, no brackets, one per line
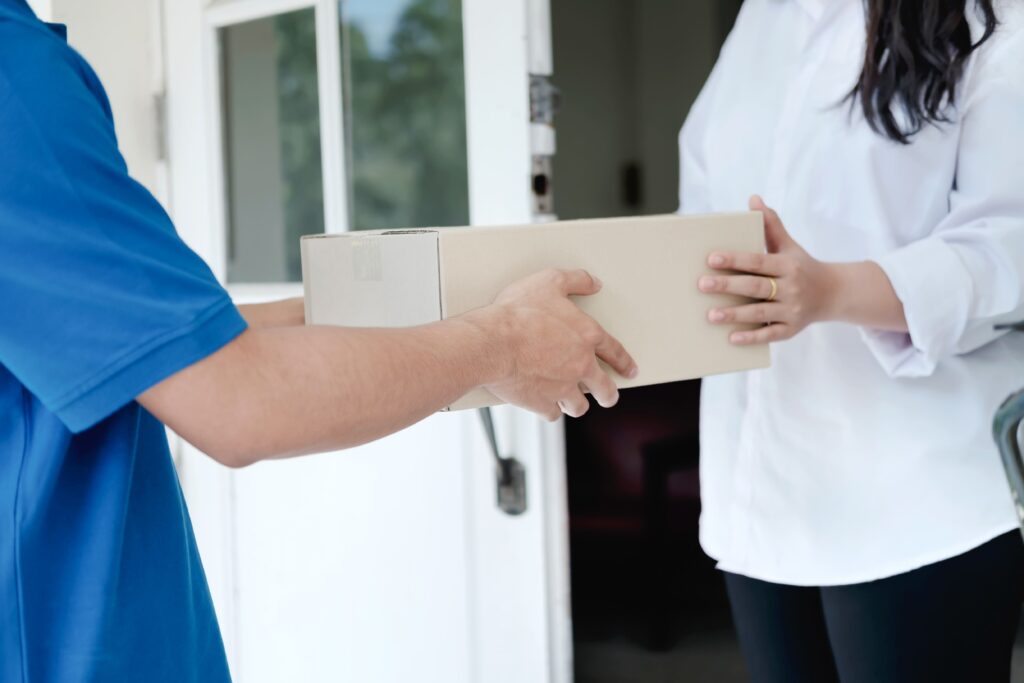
302,213,771,410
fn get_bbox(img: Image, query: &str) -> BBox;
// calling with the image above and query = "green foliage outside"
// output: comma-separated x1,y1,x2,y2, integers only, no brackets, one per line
259,0,469,278
343,0,470,231
275,9,325,280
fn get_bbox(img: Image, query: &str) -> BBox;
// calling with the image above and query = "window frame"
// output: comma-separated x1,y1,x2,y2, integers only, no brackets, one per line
205,0,348,299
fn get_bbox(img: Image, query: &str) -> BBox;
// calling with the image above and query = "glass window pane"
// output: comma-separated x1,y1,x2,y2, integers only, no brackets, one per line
341,0,469,231
220,9,324,283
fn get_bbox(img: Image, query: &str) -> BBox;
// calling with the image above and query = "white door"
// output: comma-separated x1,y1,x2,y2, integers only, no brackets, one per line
161,1,570,681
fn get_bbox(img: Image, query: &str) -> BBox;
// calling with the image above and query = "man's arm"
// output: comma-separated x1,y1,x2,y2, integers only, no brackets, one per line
237,298,306,329
140,269,638,468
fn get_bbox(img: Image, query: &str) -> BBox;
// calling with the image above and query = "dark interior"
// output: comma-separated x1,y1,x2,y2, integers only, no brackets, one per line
551,1,746,679
566,382,747,682
553,3,1024,681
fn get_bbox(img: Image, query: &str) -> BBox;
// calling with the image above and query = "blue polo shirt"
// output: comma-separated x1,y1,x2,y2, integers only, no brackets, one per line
0,2,244,681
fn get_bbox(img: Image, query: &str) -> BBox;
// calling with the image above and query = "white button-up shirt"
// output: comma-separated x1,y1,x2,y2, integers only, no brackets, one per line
680,0,1024,585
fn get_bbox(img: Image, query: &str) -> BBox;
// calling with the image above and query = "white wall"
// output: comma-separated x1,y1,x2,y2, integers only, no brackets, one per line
52,0,164,199
25,0,50,21
551,0,723,219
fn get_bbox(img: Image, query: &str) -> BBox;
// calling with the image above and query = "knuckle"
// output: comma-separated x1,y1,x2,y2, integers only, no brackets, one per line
582,324,605,347
750,253,765,271
756,306,769,323
572,357,593,378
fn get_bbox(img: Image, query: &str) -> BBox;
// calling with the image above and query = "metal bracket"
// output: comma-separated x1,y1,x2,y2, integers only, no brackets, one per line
529,75,561,125
531,155,555,217
478,408,528,516
529,75,559,219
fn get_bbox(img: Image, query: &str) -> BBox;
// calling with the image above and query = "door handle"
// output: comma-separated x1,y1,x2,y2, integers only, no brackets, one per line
478,408,528,516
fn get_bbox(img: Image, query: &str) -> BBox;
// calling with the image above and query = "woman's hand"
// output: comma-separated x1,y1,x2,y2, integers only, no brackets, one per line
698,196,841,345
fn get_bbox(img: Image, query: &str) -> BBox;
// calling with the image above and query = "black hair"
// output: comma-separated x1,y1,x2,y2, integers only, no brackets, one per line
850,0,999,143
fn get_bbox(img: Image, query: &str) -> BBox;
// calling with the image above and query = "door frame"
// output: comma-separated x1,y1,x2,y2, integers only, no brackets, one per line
163,0,571,680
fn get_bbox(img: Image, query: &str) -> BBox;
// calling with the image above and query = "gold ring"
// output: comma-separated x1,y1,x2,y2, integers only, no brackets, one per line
766,277,778,302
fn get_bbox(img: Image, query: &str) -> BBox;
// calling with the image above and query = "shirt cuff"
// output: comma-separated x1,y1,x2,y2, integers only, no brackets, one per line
53,300,248,433
859,238,972,378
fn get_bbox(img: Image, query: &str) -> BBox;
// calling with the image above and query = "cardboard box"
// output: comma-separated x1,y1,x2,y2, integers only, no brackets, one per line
301,213,770,410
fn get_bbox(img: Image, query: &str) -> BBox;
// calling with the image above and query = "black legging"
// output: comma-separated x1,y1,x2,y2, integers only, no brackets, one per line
724,531,1024,683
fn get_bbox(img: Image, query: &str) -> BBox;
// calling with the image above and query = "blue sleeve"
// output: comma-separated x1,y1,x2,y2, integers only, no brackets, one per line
0,27,247,433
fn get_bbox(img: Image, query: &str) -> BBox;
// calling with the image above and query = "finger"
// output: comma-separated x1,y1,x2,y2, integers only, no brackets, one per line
749,195,793,253
593,328,639,379
698,274,776,300
581,368,620,409
708,303,790,325
706,251,787,276
556,269,602,297
541,405,563,422
729,324,793,345
558,390,591,419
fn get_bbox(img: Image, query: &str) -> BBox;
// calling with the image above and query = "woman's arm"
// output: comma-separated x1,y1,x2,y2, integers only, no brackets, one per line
697,196,908,346
703,25,1024,369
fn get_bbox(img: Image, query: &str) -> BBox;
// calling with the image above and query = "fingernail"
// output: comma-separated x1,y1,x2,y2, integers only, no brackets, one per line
731,332,749,344
708,309,726,322
628,366,639,379
592,276,603,289
708,254,725,267
698,276,716,292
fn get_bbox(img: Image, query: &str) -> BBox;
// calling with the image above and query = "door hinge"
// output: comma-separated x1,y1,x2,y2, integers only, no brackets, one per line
529,75,560,125
530,75,560,220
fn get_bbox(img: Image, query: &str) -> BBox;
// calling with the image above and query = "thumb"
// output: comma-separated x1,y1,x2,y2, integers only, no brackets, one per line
557,269,603,297
749,195,793,254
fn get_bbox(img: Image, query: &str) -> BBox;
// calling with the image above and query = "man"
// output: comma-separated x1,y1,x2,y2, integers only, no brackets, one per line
0,1,637,680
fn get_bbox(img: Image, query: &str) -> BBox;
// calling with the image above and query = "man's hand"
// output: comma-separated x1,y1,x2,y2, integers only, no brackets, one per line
467,269,638,420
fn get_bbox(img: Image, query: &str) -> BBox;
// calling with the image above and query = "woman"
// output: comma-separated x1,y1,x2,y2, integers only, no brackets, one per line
685,1,1024,681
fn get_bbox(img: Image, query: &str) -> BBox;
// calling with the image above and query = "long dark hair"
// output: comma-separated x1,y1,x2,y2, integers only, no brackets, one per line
850,0,999,143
